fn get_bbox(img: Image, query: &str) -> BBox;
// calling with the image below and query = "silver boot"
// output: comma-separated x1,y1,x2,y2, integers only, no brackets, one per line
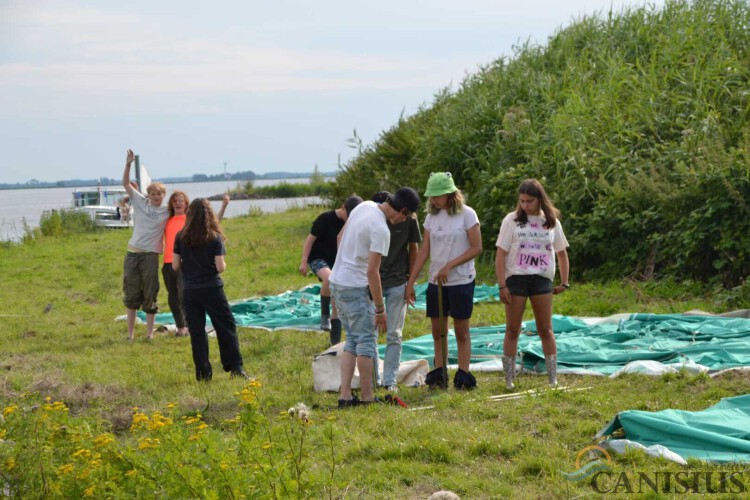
545,354,558,387
501,355,516,390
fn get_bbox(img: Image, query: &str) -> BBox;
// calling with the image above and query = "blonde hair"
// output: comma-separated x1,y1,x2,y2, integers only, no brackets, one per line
426,190,465,216
146,182,166,195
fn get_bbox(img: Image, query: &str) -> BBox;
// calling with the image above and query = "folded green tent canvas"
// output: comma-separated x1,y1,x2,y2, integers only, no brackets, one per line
597,394,750,463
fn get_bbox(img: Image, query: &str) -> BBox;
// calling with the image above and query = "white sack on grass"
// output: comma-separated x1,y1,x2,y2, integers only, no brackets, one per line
609,360,709,378
312,343,429,392
602,439,687,465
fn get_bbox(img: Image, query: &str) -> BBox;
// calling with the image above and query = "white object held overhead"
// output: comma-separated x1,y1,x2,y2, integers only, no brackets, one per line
134,155,153,194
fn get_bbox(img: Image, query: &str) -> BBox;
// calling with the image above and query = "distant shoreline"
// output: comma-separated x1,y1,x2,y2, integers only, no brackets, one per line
0,175,335,191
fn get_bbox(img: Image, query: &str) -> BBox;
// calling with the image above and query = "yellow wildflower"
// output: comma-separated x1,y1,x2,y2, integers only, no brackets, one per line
220,462,229,470
262,442,273,450
188,434,200,441
166,402,176,409
196,422,208,431
72,448,91,459
93,434,114,447
83,486,96,497
137,437,160,450
126,469,137,477
5,457,16,470
57,463,75,475
2,405,18,417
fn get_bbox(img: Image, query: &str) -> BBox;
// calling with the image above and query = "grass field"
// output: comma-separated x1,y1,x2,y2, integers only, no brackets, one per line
0,206,747,498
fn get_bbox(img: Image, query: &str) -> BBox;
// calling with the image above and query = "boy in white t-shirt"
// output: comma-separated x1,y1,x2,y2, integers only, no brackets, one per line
330,187,420,407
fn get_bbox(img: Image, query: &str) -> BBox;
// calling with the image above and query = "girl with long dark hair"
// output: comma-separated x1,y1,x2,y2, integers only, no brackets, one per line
172,198,248,381
495,179,570,389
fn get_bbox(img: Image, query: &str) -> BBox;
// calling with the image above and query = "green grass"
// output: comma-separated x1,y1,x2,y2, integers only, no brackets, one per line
0,206,748,498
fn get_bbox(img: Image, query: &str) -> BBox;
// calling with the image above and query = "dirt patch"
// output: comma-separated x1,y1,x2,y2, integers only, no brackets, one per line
711,367,750,383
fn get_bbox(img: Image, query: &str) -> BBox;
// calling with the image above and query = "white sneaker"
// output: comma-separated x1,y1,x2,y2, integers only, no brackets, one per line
385,385,399,393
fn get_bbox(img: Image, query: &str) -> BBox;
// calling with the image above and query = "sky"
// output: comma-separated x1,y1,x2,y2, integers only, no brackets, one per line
0,0,666,184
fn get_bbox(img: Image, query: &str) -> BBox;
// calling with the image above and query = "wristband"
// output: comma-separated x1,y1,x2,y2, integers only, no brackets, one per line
499,285,506,290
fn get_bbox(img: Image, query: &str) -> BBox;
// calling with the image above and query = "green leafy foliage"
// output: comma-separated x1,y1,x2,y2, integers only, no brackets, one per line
332,0,750,286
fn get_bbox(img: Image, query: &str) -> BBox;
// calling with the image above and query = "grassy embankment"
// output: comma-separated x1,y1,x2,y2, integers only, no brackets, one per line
0,207,747,498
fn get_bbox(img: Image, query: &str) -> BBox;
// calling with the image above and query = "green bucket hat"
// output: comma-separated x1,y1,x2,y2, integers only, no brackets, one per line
424,172,458,197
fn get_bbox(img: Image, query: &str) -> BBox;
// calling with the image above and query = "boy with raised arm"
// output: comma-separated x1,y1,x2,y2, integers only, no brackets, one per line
122,149,169,341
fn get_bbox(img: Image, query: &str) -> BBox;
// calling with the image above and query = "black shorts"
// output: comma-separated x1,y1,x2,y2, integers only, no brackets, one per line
426,281,475,320
506,274,552,297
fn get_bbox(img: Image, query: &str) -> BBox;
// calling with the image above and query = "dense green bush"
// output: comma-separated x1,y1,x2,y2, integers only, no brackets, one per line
332,0,750,286
36,208,100,238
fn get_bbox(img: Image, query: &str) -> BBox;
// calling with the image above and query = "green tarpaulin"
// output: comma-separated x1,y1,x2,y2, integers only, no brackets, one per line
597,394,750,463
396,313,750,374
137,283,501,330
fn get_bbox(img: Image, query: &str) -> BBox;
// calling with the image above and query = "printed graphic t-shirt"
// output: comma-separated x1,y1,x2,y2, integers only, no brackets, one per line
496,212,569,281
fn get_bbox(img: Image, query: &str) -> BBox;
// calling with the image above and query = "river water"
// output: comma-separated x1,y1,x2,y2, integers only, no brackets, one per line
0,178,324,242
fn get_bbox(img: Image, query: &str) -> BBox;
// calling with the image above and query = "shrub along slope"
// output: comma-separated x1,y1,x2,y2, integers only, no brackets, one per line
333,0,750,287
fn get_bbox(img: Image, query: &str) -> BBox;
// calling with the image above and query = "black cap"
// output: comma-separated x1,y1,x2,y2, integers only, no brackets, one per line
344,194,363,216
392,187,420,213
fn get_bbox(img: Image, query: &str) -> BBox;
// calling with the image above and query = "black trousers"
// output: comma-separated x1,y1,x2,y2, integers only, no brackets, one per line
161,263,186,328
182,285,243,379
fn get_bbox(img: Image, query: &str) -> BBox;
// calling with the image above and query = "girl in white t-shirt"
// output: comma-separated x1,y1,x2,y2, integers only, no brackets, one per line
407,172,482,390
495,179,570,389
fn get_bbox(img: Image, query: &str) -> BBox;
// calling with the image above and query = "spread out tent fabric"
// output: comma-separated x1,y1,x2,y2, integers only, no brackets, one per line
132,283,500,331
398,313,750,375
596,394,750,463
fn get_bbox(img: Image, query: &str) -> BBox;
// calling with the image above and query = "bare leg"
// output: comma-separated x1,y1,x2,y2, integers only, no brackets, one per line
502,294,527,389
529,293,556,356
453,318,472,372
357,356,375,401
146,313,155,340
530,293,558,385
503,295,527,356
339,351,357,401
126,308,137,341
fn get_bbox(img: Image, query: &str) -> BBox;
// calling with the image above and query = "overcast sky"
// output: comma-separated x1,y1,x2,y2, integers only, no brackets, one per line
0,0,666,184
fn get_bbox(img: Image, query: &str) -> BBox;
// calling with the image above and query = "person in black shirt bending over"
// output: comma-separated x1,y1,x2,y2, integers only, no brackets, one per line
299,195,363,345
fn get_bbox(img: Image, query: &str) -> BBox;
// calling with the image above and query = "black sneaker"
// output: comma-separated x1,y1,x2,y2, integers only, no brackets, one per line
338,395,361,409
453,369,477,390
425,366,449,389
230,368,251,380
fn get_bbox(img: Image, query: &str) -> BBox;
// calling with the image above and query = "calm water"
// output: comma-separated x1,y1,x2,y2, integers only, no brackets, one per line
0,178,323,242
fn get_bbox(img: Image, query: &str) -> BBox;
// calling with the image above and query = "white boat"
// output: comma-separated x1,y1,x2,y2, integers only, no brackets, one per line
72,187,133,228
71,157,152,228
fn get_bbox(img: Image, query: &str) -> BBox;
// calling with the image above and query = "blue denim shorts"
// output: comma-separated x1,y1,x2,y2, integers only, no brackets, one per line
506,274,553,297
309,258,331,275
330,284,377,359
426,280,475,320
